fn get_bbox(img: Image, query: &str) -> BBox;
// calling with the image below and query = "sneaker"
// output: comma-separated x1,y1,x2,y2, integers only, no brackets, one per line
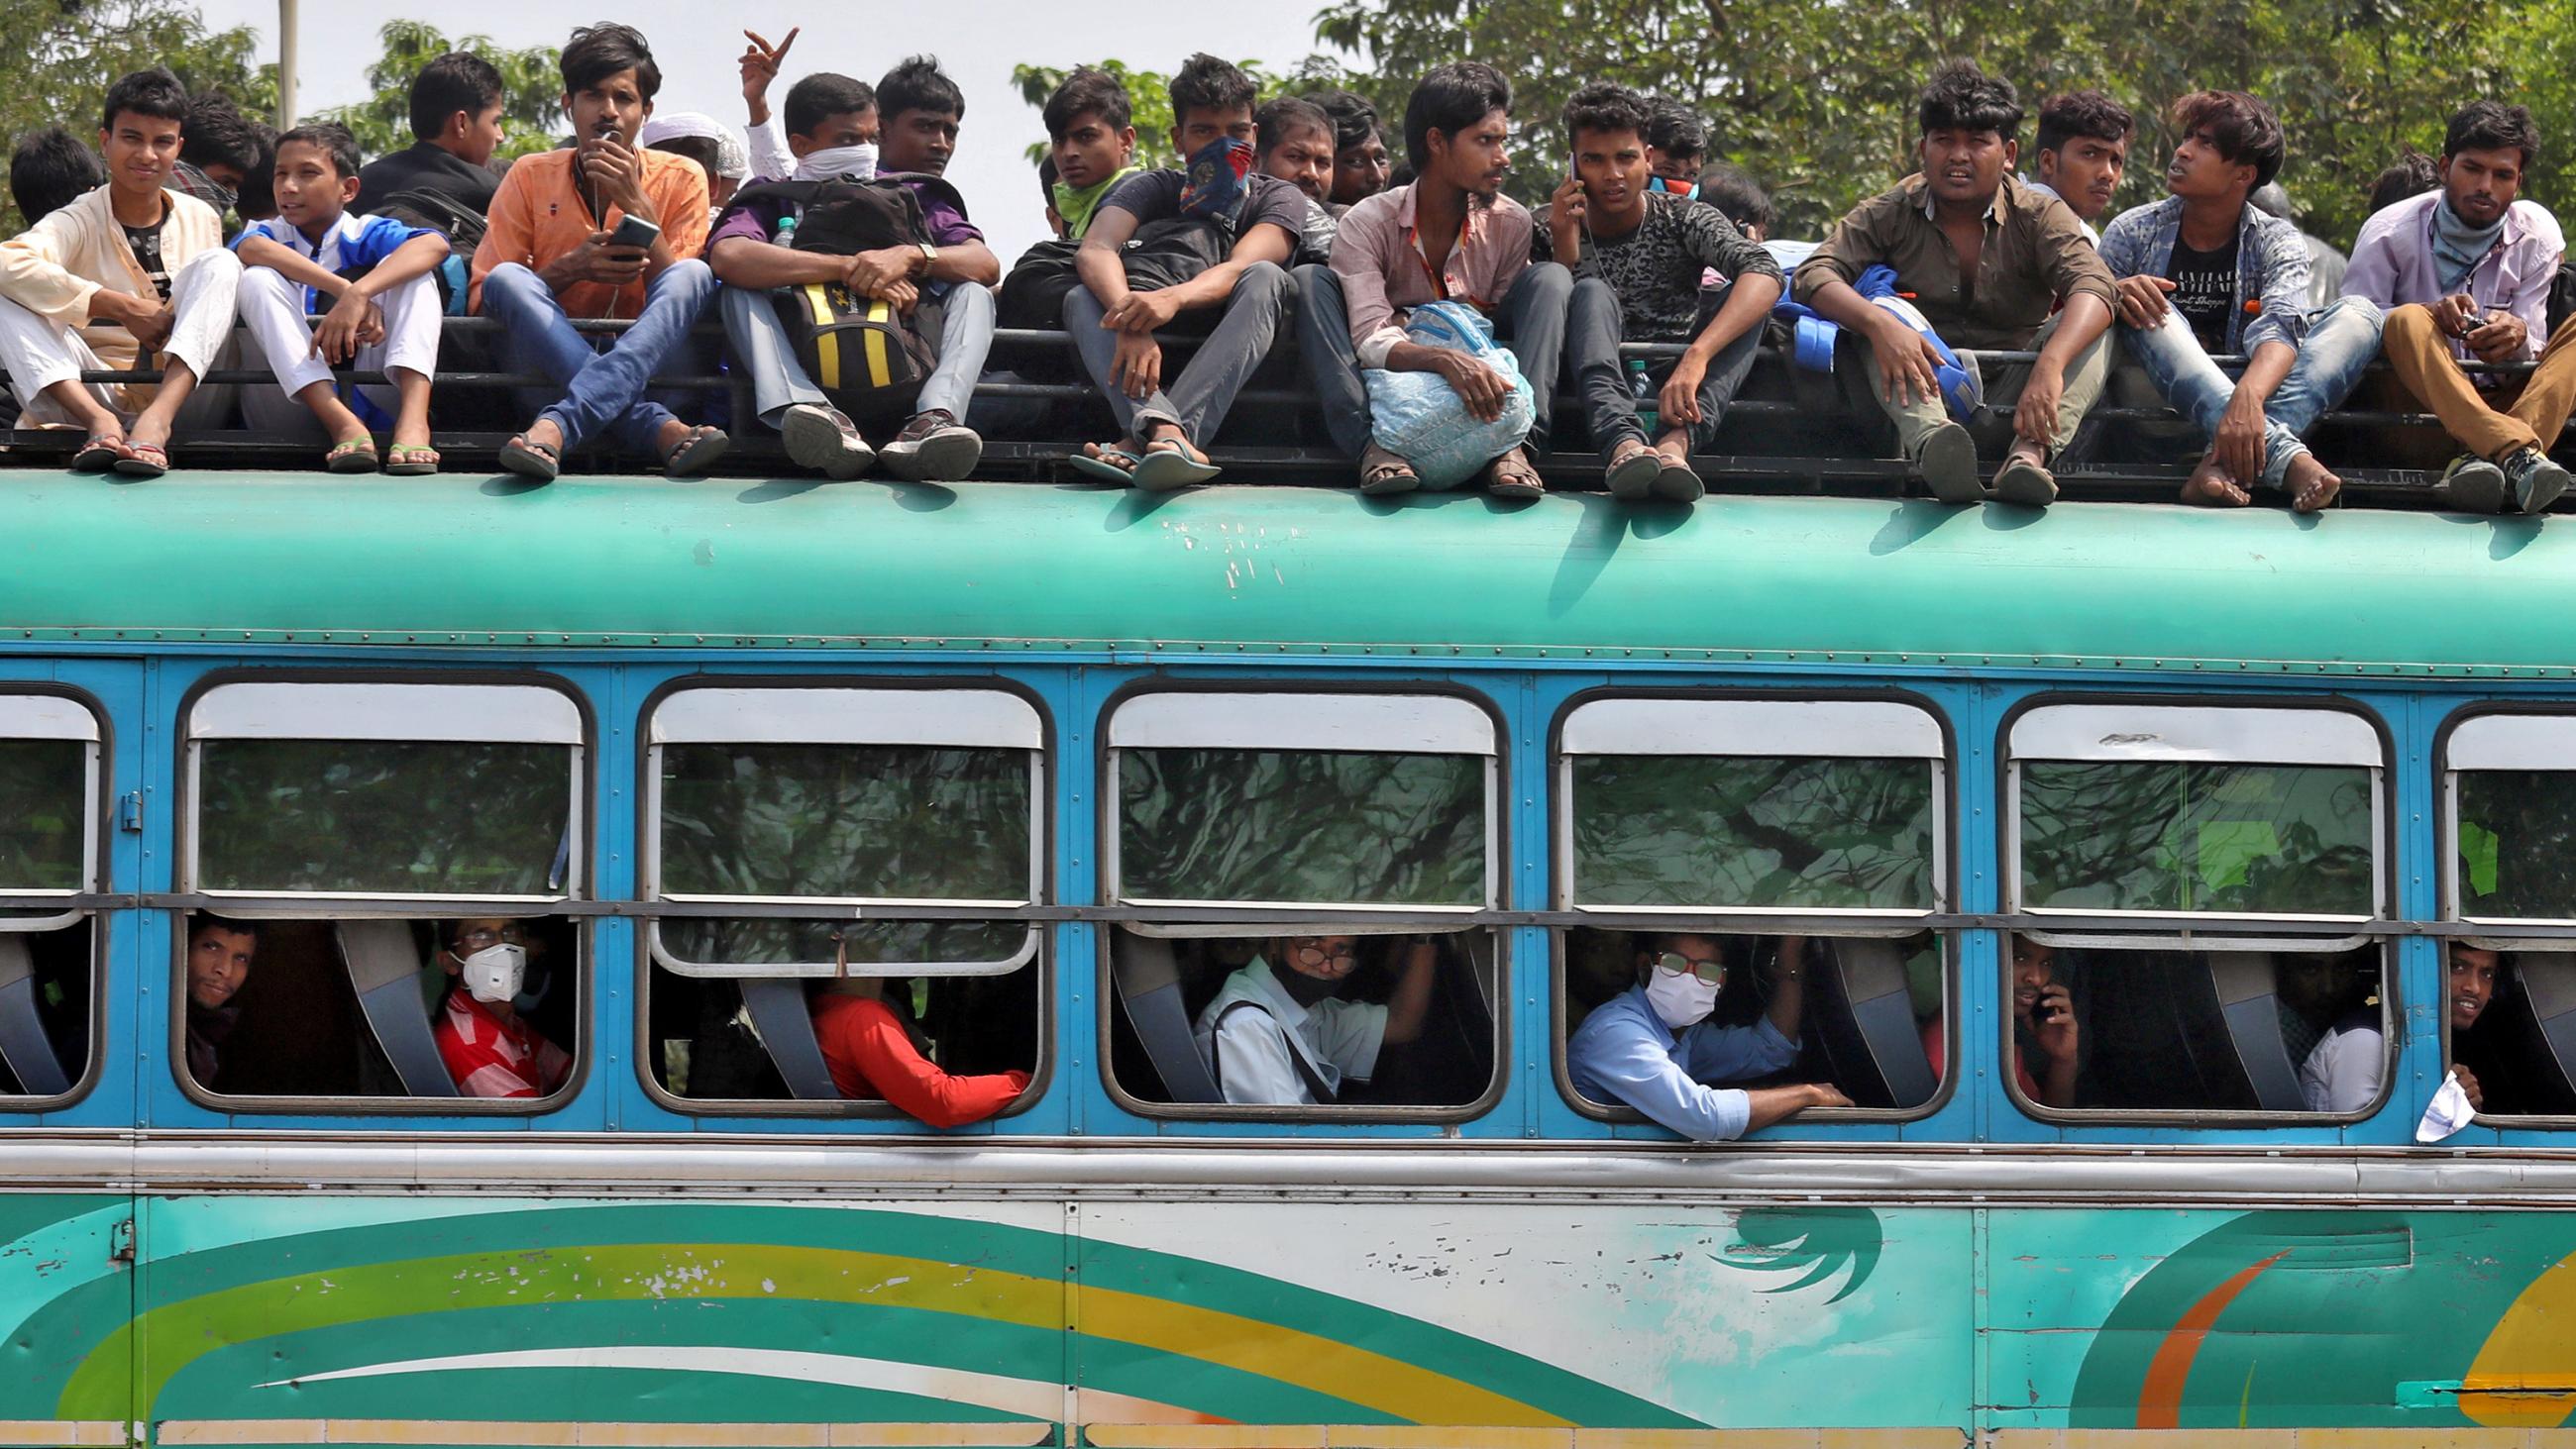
779,403,873,481
2440,453,2508,514
880,409,983,481
1910,422,1983,504
2501,447,2572,514
1990,452,2058,508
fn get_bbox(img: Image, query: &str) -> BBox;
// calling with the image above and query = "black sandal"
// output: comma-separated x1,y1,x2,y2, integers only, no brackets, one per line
499,434,561,482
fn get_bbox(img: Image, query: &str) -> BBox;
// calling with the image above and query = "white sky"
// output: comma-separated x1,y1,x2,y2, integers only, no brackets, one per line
197,0,1344,261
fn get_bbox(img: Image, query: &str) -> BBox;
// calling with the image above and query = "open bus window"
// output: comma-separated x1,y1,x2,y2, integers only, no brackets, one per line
1554,696,1949,1125
2007,702,2390,1120
178,680,586,1106
641,686,1043,1119
1102,691,1501,1117
0,695,105,1103
2443,714,2576,1119
2012,937,2391,1114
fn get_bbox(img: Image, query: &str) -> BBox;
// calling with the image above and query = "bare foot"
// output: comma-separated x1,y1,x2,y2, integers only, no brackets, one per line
1654,428,1692,466
2284,451,2342,513
1082,440,1141,474
2180,453,2251,507
650,417,691,458
526,416,568,458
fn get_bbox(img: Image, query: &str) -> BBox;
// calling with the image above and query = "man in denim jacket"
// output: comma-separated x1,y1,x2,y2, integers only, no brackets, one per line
2100,91,2380,512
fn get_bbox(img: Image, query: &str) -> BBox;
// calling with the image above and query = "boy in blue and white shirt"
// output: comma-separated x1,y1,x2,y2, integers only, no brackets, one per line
232,122,450,473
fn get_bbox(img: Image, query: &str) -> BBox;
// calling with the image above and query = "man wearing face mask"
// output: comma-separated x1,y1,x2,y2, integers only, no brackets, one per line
1197,934,1439,1106
1567,933,1851,1141
433,919,571,1098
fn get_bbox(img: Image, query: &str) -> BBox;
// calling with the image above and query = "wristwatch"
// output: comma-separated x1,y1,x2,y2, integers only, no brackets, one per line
915,241,939,272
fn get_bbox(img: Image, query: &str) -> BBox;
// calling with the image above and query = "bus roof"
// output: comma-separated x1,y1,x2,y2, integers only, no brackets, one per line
2,473,2567,675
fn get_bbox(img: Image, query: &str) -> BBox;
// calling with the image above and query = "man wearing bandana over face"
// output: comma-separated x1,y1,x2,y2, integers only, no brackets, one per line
1566,932,1850,1140
434,918,571,1098
1063,54,1306,490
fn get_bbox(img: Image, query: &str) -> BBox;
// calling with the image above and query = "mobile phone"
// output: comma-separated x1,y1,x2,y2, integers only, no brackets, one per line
607,214,661,251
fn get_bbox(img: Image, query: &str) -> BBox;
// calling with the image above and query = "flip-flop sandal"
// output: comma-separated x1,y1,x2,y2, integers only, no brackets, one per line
1065,445,1143,484
1652,456,1705,502
1603,443,1662,500
1358,447,1420,496
110,441,168,478
1131,438,1221,492
325,438,380,473
1484,454,1546,500
498,434,561,482
70,433,124,472
384,445,442,476
663,424,730,477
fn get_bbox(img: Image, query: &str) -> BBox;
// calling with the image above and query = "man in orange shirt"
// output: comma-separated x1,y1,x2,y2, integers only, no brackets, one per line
472,25,728,480
810,976,1028,1128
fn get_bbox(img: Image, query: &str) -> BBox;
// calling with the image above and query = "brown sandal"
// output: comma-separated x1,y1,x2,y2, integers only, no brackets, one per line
1484,450,1545,500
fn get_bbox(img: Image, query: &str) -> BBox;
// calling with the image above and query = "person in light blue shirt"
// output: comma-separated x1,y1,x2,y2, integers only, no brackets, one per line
1567,932,1850,1141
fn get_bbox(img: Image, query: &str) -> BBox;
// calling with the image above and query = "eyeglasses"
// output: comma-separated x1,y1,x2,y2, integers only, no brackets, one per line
1654,951,1727,986
457,925,531,950
1290,940,1359,969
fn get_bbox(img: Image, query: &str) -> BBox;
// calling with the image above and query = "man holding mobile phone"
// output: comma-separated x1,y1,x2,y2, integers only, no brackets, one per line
473,23,729,480
2345,101,2574,514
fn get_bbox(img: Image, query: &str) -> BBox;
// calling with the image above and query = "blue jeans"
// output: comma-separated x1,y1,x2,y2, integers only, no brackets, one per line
2122,295,2382,490
481,259,719,454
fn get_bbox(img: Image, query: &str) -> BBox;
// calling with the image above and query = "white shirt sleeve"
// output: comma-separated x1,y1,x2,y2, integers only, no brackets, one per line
747,117,794,183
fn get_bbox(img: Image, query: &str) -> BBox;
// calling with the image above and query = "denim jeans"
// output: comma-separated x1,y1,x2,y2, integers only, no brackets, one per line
481,258,718,454
2122,295,2382,490
1566,275,1765,455
1293,261,1573,460
1065,259,1290,445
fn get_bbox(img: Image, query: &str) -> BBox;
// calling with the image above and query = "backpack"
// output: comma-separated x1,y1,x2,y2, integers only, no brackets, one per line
372,188,487,316
728,174,960,417
996,219,1233,382
2550,261,2576,341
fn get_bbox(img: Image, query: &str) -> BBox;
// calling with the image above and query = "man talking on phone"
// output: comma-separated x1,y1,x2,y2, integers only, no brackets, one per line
473,24,729,480
2345,101,2574,514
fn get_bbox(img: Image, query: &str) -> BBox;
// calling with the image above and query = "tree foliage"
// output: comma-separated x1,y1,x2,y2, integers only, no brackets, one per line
0,0,273,233
314,20,564,165
1311,0,2576,247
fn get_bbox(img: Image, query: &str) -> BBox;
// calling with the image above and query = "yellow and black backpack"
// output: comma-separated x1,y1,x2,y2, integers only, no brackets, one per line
732,174,961,418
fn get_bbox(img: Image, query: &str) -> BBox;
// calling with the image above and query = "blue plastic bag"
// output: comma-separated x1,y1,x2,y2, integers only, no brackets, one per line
1769,263,1984,424
1361,300,1539,490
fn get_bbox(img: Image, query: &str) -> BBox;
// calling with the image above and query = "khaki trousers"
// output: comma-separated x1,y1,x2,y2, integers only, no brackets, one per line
2381,304,2576,460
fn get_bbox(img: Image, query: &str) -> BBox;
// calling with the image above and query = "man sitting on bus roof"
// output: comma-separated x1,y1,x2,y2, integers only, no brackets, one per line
1792,62,2117,507
184,914,258,1088
811,974,1029,1127
1567,933,1850,1140
1293,61,1571,498
1543,83,1781,502
2099,91,2381,512
471,25,727,482
2344,101,2573,515
434,919,571,1098
2023,91,2133,241
1198,935,1438,1106
1062,56,1306,490
0,69,244,478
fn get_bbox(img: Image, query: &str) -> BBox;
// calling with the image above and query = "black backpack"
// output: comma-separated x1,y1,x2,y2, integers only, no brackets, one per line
727,174,962,418
372,187,488,316
2550,261,2576,341
996,217,1230,330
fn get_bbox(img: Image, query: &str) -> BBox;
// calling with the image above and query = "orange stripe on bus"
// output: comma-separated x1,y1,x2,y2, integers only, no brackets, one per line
2136,1250,2291,1428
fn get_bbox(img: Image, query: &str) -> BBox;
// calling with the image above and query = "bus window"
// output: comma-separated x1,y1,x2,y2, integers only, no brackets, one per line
179,680,586,1107
1555,697,1949,1127
2443,713,2576,1118
0,693,105,1103
641,686,1043,1122
1103,691,1501,1118
2006,702,2391,1120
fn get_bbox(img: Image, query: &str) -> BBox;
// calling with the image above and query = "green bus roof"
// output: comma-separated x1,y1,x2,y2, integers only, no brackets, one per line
0,473,2564,674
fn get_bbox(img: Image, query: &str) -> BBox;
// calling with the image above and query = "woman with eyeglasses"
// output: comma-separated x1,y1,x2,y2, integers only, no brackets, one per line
1565,932,1851,1140
1194,934,1439,1105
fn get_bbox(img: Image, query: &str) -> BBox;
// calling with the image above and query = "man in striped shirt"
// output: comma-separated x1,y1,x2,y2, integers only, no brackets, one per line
434,919,571,1099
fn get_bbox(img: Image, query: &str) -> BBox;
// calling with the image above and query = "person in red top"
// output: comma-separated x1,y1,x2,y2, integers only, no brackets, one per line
1923,935,2080,1108
433,918,571,1098
810,977,1027,1127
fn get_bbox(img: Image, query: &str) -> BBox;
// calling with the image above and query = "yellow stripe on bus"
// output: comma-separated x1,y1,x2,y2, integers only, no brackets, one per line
154,1421,1053,1447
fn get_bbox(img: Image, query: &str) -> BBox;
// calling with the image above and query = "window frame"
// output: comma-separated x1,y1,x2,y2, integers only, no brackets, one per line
632,674,1054,1121
640,682,1048,978
170,670,594,1115
0,684,111,1111
1095,680,1511,1124
1996,694,2398,1127
2435,703,2576,1127
1548,687,1959,1129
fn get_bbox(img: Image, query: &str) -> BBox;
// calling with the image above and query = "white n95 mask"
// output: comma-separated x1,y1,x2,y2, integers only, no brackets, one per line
460,943,528,1004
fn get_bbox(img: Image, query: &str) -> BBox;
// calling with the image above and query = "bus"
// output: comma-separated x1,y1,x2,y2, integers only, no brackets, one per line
2,469,2574,1448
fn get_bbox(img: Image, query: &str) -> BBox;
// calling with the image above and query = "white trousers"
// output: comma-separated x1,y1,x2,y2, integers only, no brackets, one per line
0,248,241,426
237,265,441,436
